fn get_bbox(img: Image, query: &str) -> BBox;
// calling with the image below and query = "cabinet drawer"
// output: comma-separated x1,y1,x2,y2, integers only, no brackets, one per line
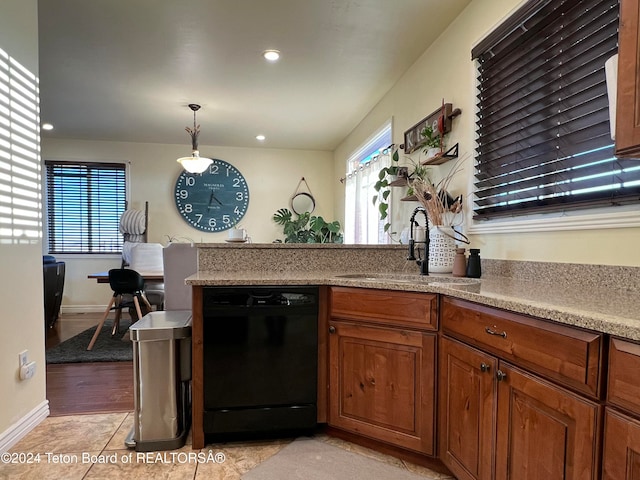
608,337,640,416
441,296,603,397
329,287,437,331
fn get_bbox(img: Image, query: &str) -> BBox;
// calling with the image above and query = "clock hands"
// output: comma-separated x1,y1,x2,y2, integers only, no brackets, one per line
208,192,223,209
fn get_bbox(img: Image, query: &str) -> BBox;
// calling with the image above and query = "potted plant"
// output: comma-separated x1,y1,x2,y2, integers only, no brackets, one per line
420,124,444,158
409,157,468,272
272,208,343,243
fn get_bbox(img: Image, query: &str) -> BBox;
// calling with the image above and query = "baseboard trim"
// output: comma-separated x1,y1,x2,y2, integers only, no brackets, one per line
0,400,50,452
61,305,107,314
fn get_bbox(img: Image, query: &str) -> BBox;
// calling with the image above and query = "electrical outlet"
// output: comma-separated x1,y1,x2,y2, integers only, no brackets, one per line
19,361,36,380
18,350,28,367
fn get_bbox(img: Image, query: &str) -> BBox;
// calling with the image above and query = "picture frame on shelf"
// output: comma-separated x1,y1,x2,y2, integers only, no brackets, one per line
402,103,454,154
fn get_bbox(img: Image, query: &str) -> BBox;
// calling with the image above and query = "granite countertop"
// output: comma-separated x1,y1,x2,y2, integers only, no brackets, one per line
186,270,640,341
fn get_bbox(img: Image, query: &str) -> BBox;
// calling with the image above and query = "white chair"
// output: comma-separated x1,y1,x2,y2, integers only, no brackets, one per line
129,242,164,310
162,243,198,311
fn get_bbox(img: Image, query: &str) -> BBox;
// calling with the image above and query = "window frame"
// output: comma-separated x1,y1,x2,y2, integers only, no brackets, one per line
344,120,393,244
44,160,128,254
469,0,640,232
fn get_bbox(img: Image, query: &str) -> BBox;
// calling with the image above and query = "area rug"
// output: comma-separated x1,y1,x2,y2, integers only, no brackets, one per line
242,438,430,480
46,320,133,364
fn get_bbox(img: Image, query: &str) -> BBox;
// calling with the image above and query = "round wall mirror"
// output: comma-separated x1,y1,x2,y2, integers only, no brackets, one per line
291,192,316,215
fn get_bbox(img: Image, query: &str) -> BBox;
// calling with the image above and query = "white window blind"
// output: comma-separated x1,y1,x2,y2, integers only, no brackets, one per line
0,47,41,244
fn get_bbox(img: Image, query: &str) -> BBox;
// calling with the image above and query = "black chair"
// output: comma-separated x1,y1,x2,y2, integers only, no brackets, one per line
43,255,65,328
87,268,152,350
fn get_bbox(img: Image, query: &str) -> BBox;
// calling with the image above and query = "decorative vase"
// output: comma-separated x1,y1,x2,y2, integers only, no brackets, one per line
425,147,441,158
429,226,457,273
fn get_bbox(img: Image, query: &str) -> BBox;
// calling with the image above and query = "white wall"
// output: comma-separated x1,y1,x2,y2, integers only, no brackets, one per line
334,0,640,267
0,0,47,440
42,138,335,308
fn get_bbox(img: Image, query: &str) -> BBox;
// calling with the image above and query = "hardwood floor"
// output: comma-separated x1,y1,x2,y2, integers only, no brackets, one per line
45,311,98,348
46,313,134,416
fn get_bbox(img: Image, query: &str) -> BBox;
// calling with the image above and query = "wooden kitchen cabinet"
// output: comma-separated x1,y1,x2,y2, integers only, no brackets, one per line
607,337,640,416
439,337,497,480
615,0,640,156
495,363,600,480
441,296,603,398
328,320,436,454
440,337,600,480
440,297,603,480
602,337,640,479
328,287,437,455
602,408,640,479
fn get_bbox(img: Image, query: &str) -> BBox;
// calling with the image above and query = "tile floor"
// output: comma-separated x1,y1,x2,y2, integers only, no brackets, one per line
2,412,454,479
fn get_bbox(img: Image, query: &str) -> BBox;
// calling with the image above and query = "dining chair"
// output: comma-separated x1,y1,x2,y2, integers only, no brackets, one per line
129,242,164,310
87,268,152,350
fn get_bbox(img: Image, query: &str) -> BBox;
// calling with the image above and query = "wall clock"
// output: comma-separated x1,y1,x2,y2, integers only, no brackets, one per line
174,159,249,232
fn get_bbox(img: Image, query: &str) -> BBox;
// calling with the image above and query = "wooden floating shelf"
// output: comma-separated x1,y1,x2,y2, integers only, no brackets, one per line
389,177,410,187
401,194,418,202
421,143,459,166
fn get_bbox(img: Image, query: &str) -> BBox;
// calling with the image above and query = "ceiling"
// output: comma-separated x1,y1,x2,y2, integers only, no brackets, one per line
37,0,471,151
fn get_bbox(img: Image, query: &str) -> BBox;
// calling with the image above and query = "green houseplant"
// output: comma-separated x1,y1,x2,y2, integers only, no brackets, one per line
272,208,343,243
372,147,403,233
420,124,444,157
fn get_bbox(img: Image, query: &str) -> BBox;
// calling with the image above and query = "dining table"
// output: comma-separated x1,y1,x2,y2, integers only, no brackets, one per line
87,271,164,284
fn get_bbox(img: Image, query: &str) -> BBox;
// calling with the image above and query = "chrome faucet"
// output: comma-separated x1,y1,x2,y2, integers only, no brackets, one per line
407,206,430,275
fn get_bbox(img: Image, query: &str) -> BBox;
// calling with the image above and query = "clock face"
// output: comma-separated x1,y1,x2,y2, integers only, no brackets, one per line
174,159,249,232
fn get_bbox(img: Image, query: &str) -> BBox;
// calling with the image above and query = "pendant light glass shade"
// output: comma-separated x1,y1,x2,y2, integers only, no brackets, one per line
177,150,213,174
177,104,213,174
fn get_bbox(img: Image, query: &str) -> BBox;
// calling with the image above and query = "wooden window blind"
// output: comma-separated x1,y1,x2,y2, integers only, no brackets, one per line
472,0,640,220
45,161,126,253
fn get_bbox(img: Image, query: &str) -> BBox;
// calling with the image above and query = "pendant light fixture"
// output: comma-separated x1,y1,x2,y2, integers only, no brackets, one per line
176,104,213,174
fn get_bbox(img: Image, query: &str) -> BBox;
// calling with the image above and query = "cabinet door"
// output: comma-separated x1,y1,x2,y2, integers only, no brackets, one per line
616,0,640,156
495,363,601,480
439,337,497,480
607,337,640,417
602,408,640,479
328,320,435,454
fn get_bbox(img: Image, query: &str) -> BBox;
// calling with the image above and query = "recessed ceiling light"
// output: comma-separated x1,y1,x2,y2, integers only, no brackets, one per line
42,123,54,131
256,134,266,141
263,50,280,62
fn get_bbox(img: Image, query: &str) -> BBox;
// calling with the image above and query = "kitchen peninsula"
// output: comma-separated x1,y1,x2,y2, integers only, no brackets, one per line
186,243,640,478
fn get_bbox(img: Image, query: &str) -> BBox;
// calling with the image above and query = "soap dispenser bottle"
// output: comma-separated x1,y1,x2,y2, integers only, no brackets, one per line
452,248,467,277
466,249,482,278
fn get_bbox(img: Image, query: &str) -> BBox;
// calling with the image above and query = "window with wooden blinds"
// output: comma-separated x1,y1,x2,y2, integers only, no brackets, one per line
472,0,640,221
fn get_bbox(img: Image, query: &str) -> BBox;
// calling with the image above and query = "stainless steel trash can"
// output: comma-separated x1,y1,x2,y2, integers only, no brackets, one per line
124,310,192,452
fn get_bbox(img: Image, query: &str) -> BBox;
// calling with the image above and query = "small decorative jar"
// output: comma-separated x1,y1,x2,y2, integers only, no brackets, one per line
452,248,467,277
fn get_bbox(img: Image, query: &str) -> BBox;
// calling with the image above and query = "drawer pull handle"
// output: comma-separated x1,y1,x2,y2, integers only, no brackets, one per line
480,363,490,373
485,326,507,338
496,370,507,382
329,326,336,334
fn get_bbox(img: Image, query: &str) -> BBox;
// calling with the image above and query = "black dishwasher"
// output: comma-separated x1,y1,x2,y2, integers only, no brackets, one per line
202,286,318,440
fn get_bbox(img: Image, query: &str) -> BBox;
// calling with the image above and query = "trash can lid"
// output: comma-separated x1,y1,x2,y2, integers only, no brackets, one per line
129,310,192,341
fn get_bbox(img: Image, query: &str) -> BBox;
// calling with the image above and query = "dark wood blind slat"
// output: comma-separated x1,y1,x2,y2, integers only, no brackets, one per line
478,38,617,119
476,110,611,170
475,145,623,191
473,190,640,220
475,154,638,201
478,3,618,90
